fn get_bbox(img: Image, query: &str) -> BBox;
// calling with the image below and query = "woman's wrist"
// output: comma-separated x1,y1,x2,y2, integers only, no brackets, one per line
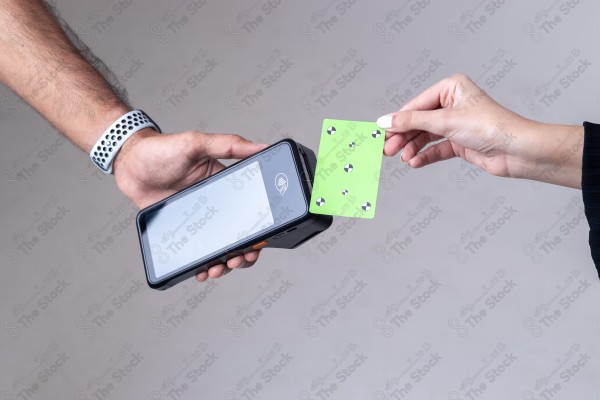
511,120,583,188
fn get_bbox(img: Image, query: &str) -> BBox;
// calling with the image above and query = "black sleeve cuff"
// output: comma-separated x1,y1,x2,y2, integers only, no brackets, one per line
582,121,600,276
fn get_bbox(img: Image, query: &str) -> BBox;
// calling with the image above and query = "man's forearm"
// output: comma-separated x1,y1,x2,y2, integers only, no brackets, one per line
0,0,131,152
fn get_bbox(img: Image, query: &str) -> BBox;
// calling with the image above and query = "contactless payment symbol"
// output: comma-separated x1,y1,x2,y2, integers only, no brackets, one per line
310,118,385,219
275,172,288,196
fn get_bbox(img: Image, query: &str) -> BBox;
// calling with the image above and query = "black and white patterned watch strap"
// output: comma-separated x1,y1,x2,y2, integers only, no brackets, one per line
89,110,161,174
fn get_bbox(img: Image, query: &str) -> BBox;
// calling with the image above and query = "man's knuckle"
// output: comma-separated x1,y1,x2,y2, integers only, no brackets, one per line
234,134,249,145
183,131,198,144
181,132,202,157
451,73,469,83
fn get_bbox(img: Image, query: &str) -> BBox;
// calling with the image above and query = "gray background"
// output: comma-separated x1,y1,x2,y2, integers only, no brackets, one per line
1,0,600,398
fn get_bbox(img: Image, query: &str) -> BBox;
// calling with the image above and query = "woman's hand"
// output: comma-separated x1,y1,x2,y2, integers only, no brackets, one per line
377,74,583,189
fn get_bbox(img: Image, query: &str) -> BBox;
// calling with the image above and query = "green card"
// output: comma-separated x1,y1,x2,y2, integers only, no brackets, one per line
309,119,385,219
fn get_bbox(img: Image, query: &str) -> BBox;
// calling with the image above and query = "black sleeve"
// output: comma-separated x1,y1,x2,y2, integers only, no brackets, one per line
582,122,600,276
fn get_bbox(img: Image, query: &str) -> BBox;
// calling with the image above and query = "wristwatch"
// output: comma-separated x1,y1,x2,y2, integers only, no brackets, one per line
89,109,161,174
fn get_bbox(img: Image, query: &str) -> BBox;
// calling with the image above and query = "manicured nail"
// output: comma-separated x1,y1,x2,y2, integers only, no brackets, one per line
377,114,393,129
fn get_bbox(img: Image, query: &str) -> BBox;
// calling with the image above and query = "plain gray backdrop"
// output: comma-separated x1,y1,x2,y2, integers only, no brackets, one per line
2,0,600,398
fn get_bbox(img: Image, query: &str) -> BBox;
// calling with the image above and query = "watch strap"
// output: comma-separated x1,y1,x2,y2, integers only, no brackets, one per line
90,109,161,174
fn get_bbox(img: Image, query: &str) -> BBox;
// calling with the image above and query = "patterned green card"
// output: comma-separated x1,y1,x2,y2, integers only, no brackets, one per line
309,119,385,219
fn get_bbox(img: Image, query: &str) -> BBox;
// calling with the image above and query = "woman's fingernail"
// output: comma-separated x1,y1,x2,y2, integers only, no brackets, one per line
377,114,393,129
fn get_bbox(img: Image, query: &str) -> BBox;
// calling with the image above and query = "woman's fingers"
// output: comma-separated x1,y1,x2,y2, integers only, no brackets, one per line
397,76,457,112
401,131,443,161
379,76,465,158
383,130,422,156
378,109,454,135
406,140,457,168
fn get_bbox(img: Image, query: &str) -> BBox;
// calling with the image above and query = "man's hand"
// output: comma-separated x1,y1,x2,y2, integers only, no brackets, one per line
0,1,271,281
377,74,583,189
112,129,268,282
